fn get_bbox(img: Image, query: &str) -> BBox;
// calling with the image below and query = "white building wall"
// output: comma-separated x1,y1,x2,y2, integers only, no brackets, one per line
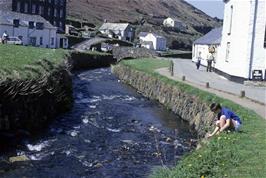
140,33,166,51
163,18,173,27
217,0,265,79
141,34,156,50
216,0,251,78
251,0,266,76
0,24,57,48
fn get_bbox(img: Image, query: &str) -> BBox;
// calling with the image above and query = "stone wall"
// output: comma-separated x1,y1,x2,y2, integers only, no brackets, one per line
112,47,158,61
112,64,214,138
71,51,116,70
0,60,73,134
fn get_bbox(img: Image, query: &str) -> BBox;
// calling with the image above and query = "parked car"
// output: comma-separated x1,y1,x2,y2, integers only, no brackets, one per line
6,37,23,45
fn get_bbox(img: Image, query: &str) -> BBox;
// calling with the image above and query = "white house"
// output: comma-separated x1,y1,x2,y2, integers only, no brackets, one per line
99,23,135,42
163,17,186,31
216,0,266,82
0,10,68,49
192,27,222,67
139,32,167,51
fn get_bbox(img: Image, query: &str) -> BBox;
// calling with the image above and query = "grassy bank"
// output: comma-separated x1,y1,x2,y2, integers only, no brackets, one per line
0,44,68,79
120,59,266,178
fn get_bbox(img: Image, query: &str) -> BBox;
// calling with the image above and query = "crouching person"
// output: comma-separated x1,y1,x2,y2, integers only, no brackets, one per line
207,103,242,138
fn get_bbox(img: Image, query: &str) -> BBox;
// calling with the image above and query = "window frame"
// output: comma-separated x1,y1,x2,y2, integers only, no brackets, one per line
225,42,230,62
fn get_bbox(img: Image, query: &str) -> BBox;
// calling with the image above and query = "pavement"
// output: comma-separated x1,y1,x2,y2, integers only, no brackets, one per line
156,58,266,119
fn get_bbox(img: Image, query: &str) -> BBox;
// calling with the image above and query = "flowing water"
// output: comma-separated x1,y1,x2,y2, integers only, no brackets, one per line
0,68,196,178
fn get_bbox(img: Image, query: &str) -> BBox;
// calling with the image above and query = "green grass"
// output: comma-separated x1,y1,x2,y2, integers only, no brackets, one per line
121,58,171,73
0,44,68,79
119,59,266,178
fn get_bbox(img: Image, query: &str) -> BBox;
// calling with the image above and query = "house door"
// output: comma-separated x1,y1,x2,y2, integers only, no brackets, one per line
60,38,64,48
30,37,36,46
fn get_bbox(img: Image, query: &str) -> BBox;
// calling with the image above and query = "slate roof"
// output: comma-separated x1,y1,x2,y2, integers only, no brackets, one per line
0,10,56,29
99,23,130,31
194,27,223,45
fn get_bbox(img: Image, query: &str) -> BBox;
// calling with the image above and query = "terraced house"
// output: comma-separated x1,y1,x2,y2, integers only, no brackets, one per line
0,0,68,48
11,0,66,33
216,0,266,82
0,10,59,48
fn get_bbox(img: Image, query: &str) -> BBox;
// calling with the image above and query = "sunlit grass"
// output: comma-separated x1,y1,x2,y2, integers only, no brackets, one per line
0,44,68,79
0,44,68,70
121,58,171,73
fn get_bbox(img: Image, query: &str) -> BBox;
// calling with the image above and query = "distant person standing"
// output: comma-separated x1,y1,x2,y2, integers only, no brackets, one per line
196,52,202,70
2,31,8,44
207,53,214,72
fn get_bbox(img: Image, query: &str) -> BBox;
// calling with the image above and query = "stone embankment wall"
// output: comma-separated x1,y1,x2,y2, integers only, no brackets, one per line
0,59,73,134
112,47,158,61
0,51,116,135
71,51,116,70
112,64,214,137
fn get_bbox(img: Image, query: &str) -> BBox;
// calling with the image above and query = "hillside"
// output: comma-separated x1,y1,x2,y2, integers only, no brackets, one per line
0,0,222,49
68,0,222,49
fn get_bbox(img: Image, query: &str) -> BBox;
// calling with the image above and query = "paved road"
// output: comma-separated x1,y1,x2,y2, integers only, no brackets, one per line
171,58,266,105
156,58,266,118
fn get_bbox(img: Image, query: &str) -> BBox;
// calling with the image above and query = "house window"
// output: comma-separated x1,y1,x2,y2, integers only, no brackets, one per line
54,8,57,17
39,6,44,15
17,2,21,12
13,19,20,28
51,37,54,46
30,37,37,46
60,9,63,18
36,22,44,30
60,0,65,6
228,5,233,35
32,4,36,14
48,8,51,16
40,37,43,46
60,22,63,28
24,3,28,13
29,21,35,29
18,36,23,41
226,42,230,62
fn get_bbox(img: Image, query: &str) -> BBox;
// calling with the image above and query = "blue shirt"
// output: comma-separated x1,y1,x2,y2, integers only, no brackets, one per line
218,107,242,124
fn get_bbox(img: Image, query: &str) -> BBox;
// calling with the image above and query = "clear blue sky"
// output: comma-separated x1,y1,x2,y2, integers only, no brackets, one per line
184,0,224,19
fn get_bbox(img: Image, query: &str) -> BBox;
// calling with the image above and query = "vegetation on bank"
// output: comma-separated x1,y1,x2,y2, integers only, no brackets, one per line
0,44,68,79
120,59,266,178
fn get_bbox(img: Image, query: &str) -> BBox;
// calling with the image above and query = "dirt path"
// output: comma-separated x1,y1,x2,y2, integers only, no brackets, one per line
156,67,265,119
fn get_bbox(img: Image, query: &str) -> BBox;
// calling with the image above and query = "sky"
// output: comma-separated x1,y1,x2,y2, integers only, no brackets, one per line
184,0,225,19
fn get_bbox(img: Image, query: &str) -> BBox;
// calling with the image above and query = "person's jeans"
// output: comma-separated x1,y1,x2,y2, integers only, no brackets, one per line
207,62,212,72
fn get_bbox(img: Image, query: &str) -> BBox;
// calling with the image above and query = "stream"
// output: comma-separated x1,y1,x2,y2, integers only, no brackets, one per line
0,68,196,178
